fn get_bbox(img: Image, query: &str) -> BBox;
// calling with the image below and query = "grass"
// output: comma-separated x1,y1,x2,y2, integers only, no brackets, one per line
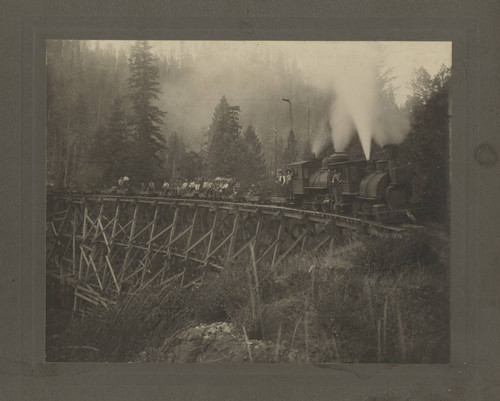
46,229,449,363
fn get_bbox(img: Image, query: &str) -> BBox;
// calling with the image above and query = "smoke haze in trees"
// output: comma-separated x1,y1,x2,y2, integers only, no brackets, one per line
67,40,450,160
156,42,325,153
151,41,444,160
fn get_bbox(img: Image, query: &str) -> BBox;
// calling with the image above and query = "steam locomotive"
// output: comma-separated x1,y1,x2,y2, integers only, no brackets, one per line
47,144,413,224
287,144,412,222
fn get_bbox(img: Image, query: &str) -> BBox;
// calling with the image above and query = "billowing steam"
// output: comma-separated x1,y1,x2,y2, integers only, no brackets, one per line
312,132,329,156
306,43,410,159
120,41,412,159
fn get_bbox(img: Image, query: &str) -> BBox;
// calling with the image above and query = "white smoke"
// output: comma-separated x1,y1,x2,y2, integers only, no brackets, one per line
312,126,331,156
305,43,410,159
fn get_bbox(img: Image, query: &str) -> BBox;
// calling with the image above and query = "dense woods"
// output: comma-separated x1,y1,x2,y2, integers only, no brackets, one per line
46,40,451,220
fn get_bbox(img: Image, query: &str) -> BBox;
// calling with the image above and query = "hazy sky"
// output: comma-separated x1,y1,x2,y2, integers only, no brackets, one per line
100,40,451,105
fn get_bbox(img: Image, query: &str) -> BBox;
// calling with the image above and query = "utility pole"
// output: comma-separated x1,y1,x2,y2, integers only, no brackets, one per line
274,115,278,179
307,107,310,144
282,98,293,133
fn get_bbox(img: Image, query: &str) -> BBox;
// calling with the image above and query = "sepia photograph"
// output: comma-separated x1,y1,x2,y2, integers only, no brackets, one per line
45,40,452,364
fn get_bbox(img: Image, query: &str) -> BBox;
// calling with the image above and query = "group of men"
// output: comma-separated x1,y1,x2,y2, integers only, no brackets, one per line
117,176,129,188
277,170,293,186
276,169,294,196
114,168,344,204
115,176,243,200
159,177,242,200
140,181,156,192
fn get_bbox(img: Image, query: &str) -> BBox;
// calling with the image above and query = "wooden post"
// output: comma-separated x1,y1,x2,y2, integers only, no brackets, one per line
183,206,199,260
72,210,77,274
110,202,121,244
253,214,262,252
89,202,105,288
167,206,180,258
227,211,240,261
249,243,263,339
141,203,159,284
120,202,139,286
78,204,88,281
204,210,218,266
271,219,284,268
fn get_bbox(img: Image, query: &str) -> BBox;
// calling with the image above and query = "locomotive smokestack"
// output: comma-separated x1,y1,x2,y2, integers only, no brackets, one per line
382,144,398,184
382,144,398,161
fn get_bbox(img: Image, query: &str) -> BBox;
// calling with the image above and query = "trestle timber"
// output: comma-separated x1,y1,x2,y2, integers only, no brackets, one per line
46,194,407,313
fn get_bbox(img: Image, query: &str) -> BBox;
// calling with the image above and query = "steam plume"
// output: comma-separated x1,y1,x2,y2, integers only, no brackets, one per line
307,43,410,159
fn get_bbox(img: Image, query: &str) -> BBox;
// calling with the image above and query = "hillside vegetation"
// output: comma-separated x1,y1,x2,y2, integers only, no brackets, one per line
46,229,449,364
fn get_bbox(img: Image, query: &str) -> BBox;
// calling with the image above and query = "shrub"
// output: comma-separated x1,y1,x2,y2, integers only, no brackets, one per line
47,228,449,364
188,263,250,324
314,231,449,363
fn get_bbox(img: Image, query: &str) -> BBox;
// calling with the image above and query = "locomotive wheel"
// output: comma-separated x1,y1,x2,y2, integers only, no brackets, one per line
386,186,410,210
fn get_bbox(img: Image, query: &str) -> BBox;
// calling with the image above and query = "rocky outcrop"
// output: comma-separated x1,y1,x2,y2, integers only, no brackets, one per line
138,322,289,363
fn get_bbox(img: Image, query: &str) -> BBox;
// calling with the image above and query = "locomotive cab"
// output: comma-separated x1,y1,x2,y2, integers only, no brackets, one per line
288,158,322,206
353,145,412,221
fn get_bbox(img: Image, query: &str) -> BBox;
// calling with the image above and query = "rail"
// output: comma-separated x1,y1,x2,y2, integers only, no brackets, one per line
47,193,411,234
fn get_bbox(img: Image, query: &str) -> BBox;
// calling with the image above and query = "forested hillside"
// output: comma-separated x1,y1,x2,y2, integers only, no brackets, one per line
46,40,450,221
46,40,331,188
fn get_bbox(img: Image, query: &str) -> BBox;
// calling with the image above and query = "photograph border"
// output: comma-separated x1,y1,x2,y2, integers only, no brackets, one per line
7,10,496,400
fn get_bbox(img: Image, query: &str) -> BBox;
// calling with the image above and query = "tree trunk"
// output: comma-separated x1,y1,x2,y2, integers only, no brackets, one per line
97,89,101,126
63,138,70,187
49,128,58,179
63,113,71,187
72,141,79,181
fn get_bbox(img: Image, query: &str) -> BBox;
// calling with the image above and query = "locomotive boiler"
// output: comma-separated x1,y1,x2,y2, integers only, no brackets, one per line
288,144,411,222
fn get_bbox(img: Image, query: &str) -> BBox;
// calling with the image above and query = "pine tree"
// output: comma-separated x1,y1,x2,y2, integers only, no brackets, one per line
90,96,130,186
401,66,451,224
302,137,314,160
206,96,242,177
241,124,266,185
70,93,91,185
127,40,166,183
283,129,298,166
165,132,186,180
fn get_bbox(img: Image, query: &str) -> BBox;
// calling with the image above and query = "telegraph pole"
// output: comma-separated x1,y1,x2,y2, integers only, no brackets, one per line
274,115,278,179
282,98,293,133
307,107,310,144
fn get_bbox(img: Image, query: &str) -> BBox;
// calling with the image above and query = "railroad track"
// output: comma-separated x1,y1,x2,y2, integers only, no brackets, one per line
48,194,419,234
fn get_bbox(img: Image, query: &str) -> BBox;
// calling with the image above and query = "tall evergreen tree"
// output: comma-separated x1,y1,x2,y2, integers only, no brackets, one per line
401,66,451,224
90,96,130,186
69,93,91,185
283,129,298,166
206,96,242,177
302,137,314,160
127,40,166,182
241,124,266,185
165,132,186,180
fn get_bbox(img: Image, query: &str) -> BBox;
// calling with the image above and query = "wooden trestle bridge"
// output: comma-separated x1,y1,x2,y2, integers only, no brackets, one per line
46,194,406,313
